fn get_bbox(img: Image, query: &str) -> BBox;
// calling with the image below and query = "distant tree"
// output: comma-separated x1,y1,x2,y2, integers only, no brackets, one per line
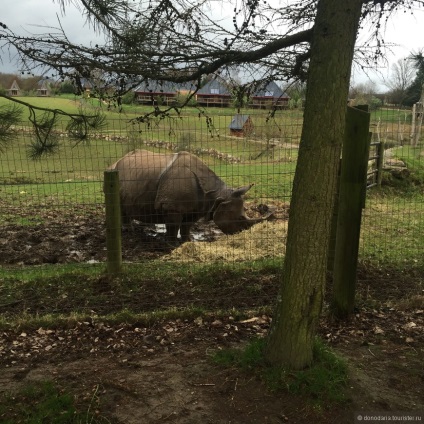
385,58,415,105
18,75,42,93
59,80,76,94
349,82,373,99
286,81,307,109
349,82,382,109
369,96,383,110
0,73,21,91
120,90,135,105
405,50,424,106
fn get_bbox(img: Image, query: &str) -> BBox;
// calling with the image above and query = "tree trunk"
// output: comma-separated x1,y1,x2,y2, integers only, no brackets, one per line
265,0,363,370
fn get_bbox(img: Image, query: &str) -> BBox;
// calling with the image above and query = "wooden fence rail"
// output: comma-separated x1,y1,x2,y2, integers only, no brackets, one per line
366,141,384,189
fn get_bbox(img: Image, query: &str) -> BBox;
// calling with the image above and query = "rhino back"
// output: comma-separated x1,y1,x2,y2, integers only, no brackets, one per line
154,151,227,215
109,150,230,224
112,150,176,221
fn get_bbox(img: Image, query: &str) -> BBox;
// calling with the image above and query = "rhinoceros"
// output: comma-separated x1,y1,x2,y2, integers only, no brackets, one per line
107,149,265,242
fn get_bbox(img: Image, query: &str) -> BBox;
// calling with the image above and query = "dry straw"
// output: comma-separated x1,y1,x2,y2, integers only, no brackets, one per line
164,221,288,262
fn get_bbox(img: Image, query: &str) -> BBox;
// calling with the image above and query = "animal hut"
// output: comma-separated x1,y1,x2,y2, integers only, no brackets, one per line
229,114,254,137
8,80,21,96
37,79,51,97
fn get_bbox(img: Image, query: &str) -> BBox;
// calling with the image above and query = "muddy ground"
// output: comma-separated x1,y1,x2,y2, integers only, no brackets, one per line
0,203,423,423
0,202,288,265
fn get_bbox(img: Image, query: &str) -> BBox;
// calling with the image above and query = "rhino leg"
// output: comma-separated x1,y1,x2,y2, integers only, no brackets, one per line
165,223,180,242
180,221,193,243
165,211,183,242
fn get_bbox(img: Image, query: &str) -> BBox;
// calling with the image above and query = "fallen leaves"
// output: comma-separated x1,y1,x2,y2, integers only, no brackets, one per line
321,305,424,346
0,315,272,368
1,305,423,369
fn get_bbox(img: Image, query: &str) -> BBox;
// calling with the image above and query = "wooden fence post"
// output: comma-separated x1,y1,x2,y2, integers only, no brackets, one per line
376,141,385,186
331,105,371,318
412,102,423,147
104,170,122,274
327,159,341,274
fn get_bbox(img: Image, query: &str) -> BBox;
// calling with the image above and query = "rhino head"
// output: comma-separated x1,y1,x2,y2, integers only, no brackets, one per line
207,184,266,235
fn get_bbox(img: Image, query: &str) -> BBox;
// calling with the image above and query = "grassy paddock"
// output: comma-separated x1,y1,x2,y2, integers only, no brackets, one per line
361,193,424,266
0,97,423,269
360,145,424,267
0,95,303,140
1,97,300,219
370,107,413,145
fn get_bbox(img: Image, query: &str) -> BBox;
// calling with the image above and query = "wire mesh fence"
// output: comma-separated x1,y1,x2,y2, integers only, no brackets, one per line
0,103,422,282
0,107,300,267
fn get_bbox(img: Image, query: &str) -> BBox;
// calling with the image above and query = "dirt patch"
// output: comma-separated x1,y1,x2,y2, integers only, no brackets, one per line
0,202,289,265
0,311,423,423
1,201,423,422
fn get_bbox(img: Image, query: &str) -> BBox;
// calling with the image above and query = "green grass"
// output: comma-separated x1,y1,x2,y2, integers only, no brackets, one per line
395,145,424,184
0,259,281,329
0,126,298,224
361,193,424,267
0,136,127,184
369,108,412,145
0,380,109,423
1,96,299,215
359,144,424,267
212,337,349,405
1,95,303,139
371,107,412,124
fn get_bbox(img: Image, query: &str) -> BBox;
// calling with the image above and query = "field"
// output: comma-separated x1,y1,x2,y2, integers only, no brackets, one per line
0,97,423,423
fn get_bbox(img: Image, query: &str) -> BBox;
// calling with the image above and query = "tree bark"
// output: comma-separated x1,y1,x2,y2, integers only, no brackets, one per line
265,0,363,370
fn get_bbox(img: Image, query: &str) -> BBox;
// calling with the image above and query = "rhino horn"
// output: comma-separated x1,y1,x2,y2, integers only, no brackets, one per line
243,211,275,228
215,213,272,234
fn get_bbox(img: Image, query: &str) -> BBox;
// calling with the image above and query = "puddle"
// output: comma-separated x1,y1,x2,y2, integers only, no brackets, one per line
135,222,222,242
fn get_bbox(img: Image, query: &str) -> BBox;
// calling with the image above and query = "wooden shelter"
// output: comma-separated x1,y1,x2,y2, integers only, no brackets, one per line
37,79,51,97
134,81,180,105
250,81,290,109
229,114,254,137
196,79,232,107
8,80,21,96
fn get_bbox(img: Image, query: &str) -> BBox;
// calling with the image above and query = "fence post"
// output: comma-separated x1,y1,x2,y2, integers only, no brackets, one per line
104,170,122,274
327,159,341,274
331,105,371,318
376,141,385,186
412,102,423,147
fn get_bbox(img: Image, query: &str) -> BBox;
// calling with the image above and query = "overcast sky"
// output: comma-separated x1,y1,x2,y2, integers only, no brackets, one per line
1,0,424,91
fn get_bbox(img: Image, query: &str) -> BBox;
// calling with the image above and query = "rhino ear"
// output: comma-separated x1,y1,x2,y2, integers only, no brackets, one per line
232,183,254,198
196,174,224,194
205,197,225,221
